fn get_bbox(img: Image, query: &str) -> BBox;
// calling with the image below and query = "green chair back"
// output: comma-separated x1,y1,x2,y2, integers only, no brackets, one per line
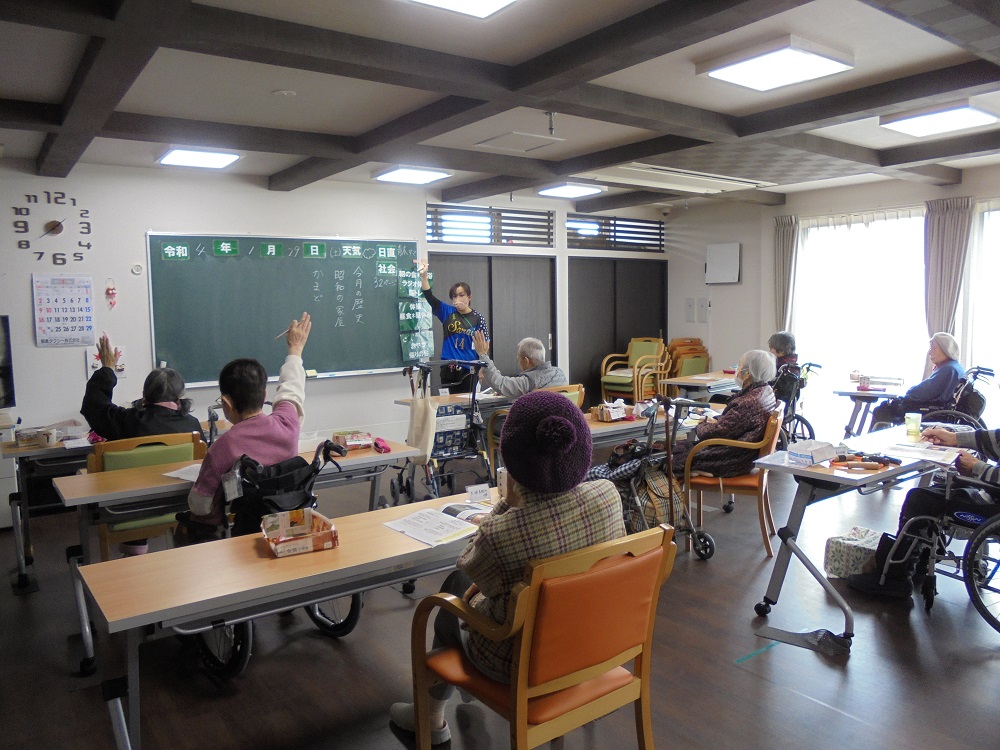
676,356,708,377
103,442,195,471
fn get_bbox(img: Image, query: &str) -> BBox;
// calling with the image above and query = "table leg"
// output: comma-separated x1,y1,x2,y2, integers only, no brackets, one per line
367,469,382,512
10,493,37,593
759,480,815,609
70,555,96,675
126,628,142,750
79,505,93,565
843,398,864,439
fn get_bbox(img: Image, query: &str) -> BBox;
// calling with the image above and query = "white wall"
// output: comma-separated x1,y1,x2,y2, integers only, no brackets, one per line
664,164,1000,371
0,159,663,435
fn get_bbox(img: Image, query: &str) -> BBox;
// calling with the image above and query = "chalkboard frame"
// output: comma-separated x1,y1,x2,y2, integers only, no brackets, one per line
146,232,422,387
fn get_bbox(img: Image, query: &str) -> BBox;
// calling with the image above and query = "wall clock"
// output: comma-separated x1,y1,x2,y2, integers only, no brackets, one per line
9,189,93,265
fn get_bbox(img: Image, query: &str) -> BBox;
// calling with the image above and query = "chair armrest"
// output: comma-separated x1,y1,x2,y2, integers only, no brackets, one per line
411,583,531,655
943,471,999,495
601,353,629,375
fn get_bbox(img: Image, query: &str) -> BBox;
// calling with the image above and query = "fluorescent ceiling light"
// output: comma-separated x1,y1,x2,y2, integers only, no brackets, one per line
159,148,239,169
408,0,517,18
879,101,999,137
696,35,852,91
538,184,605,199
375,166,451,185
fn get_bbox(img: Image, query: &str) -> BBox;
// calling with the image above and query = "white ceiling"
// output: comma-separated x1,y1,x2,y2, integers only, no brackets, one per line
2,0,1000,210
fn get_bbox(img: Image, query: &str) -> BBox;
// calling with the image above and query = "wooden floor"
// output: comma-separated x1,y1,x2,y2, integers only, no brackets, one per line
3,468,999,750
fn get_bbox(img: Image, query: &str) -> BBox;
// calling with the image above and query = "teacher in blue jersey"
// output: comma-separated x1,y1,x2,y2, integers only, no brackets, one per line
419,259,490,393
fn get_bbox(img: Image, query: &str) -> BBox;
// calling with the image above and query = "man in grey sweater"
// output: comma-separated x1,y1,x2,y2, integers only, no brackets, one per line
472,331,567,398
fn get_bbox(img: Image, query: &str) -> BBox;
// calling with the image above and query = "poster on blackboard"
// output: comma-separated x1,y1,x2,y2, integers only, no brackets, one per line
147,234,420,384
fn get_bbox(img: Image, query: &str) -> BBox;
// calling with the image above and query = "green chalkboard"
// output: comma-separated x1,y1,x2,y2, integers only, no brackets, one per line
146,234,420,385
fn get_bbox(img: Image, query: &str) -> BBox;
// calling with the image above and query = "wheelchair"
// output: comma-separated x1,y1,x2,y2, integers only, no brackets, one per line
180,440,364,678
873,472,1000,634
773,361,821,451
872,365,993,431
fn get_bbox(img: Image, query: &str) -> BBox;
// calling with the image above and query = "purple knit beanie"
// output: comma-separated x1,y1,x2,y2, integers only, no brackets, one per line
499,391,592,494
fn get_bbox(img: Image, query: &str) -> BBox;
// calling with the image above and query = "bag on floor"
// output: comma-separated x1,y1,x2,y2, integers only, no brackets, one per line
635,465,685,527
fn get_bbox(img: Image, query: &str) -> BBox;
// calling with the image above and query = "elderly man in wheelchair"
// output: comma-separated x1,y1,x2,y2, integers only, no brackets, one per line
848,425,1000,604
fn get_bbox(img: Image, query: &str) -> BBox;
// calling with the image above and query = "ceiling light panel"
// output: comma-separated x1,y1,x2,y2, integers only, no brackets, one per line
880,101,999,137
697,35,853,91
407,0,517,19
158,148,239,169
538,184,605,198
375,166,451,184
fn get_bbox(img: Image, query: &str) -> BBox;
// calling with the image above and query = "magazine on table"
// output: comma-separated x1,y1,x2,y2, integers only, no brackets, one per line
383,503,491,546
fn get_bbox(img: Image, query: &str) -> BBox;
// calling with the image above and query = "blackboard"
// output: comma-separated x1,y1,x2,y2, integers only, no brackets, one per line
146,234,420,385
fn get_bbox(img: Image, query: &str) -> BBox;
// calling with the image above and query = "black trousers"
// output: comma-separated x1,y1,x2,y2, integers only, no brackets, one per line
898,485,998,532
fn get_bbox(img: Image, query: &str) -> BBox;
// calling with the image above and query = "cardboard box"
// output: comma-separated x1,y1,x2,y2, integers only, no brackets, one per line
787,439,837,466
261,508,338,557
824,526,881,578
592,403,630,422
331,430,373,451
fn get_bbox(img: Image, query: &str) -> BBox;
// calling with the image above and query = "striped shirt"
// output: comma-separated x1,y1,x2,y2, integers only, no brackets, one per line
957,429,1000,484
456,478,625,682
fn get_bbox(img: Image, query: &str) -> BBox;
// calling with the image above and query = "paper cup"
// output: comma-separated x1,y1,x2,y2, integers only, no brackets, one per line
41,428,59,446
904,413,922,435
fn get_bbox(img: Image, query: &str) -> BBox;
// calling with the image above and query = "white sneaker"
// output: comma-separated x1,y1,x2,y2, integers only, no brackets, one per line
389,702,451,745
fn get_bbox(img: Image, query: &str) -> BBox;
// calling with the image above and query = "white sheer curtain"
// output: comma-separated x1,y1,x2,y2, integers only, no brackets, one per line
923,196,974,376
790,208,927,439
955,200,1000,427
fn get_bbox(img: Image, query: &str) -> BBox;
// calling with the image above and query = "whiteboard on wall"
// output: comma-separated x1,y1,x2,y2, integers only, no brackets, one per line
705,243,741,284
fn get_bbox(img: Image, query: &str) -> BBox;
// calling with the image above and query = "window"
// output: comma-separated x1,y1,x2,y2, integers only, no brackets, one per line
955,203,1000,426
789,210,926,437
426,204,552,247
566,214,663,252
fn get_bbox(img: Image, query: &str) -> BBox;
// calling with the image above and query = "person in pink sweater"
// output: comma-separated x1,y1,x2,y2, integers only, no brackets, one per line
187,312,311,526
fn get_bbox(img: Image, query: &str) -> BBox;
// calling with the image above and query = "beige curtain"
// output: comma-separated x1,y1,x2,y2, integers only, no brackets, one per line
923,196,974,374
774,215,799,330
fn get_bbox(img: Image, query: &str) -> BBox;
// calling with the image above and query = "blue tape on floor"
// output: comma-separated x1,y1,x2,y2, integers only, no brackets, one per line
735,641,779,663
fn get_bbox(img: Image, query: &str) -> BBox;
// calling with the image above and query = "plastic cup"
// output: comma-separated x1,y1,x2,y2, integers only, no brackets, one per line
904,412,922,435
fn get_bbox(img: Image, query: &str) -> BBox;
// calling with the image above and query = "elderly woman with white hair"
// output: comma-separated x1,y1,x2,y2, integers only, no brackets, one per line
871,332,965,427
672,349,777,478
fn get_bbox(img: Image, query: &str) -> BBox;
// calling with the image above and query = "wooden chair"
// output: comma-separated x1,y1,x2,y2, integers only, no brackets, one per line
600,337,665,403
89,432,207,559
487,408,510,478
668,337,702,352
538,383,586,408
410,525,677,750
682,405,784,557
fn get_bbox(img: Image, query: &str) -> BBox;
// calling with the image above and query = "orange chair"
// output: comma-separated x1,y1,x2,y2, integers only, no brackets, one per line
668,337,702,352
410,525,677,750
682,405,784,557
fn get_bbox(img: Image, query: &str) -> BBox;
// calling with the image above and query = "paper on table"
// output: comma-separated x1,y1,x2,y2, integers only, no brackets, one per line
62,438,92,449
885,442,961,467
384,508,478,546
689,375,717,380
163,464,203,481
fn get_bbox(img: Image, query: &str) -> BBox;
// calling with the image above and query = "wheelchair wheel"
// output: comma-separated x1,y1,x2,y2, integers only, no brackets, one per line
197,621,253,678
963,516,1000,635
305,593,363,637
921,409,986,430
693,531,715,560
776,414,814,452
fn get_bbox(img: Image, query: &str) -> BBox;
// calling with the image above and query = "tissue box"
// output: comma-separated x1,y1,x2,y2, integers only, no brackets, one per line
331,430,373,451
787,439,837,466
261,508,338,558
824,526,881,578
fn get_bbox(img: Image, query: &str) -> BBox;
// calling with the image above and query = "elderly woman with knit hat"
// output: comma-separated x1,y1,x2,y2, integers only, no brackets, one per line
390,390,625,744
871,332,965,428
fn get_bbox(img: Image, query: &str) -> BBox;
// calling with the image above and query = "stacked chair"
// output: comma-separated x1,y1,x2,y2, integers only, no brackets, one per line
663,338,710,397
599,337,669,404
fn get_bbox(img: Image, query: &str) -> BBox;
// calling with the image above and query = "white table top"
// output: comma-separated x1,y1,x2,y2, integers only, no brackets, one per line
54,439,419,508
80,495,476,634
755,427,927,486
833,387,902,399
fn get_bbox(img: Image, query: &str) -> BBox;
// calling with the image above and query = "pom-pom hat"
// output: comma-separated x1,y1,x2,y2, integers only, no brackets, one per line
499,391,592,494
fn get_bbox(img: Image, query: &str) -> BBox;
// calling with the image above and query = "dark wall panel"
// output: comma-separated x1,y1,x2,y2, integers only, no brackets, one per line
569,258,616,408
490,256,555,370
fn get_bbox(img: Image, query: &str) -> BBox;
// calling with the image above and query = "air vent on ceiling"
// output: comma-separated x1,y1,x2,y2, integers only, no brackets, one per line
474,131,565,153
574,163,773,194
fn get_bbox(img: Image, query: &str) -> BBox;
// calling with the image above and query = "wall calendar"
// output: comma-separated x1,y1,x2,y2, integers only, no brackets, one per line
32,273,95,347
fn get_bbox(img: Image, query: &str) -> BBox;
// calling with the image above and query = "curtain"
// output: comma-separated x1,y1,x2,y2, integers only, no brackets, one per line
923,196,974,374
773,215,799,330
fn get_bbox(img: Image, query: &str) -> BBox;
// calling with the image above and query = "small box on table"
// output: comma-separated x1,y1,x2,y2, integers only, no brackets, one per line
786,440,837,466
261,509,338,558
